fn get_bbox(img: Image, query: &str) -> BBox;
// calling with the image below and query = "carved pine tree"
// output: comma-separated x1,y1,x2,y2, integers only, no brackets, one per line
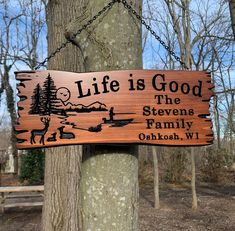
41,74,57,115
29,83,43,114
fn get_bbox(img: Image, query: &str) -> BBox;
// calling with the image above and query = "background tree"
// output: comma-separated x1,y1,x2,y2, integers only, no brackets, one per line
163,148,188,184
0,1,21,173
152,146,160,209
0,150,8,186
0,0,46,173
0,125,11,182
19,149,45,185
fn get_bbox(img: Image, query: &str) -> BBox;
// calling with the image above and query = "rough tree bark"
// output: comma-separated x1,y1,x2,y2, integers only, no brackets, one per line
43,0,142,230
42,1,85,230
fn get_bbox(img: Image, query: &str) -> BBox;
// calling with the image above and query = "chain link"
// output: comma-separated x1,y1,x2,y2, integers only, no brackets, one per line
35,0,188,70
35,0,117,70
118,0,189,70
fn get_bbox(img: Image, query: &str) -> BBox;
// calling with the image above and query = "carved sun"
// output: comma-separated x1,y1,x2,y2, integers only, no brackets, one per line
56,87,71,102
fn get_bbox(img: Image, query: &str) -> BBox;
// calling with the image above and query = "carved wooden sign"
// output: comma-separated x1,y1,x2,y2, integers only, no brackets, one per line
15,70,213,149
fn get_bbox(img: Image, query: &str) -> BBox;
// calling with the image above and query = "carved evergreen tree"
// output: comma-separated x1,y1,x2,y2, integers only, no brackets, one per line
29,83,43,114
41,73,57,115
43,0,142,230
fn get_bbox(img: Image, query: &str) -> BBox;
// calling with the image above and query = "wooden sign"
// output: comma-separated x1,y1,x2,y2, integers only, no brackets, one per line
15,70,213,149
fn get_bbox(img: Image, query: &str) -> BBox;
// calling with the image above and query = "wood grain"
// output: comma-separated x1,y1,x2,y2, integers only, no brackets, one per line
15,70,214,149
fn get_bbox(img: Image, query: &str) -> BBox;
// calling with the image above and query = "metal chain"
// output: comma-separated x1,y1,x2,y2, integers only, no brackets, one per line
35,0,117,70
35,0,189,70
118,0,189,70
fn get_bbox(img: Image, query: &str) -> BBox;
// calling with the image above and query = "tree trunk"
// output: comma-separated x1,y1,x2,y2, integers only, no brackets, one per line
164,0,198,209
42,0,86,230
17,150,22,176
73,1,142,229
152,146,160,209
2,69,18,174
81,145,139,231
43,0,142,230
43,146,83,231
0,164,2,186
191,147,197,210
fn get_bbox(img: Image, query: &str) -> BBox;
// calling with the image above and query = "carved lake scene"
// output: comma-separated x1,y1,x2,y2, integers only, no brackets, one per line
15,70,214,149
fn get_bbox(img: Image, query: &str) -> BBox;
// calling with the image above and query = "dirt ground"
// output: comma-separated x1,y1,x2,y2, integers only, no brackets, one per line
1,183,235,231
139,184,235,231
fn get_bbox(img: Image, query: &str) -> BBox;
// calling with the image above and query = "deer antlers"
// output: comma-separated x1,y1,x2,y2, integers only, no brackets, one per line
41,117,50,123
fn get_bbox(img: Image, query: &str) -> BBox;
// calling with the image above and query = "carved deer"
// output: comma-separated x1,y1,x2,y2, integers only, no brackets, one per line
30,117,50,145
58,126,75,139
